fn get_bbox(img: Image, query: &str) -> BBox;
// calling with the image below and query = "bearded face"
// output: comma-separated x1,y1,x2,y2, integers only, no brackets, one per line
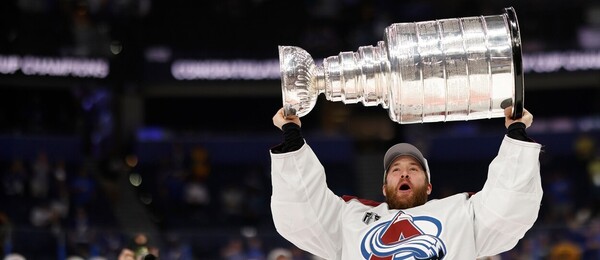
382,156,431,209
384,180,430,209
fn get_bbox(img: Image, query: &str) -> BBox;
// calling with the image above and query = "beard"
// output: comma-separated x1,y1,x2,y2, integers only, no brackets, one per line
385,183,429,210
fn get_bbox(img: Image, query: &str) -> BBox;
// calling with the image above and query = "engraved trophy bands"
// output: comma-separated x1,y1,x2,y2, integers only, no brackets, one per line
279,7,524,123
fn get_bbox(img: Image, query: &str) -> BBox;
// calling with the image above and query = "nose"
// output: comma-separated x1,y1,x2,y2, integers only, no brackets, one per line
400,171,409,179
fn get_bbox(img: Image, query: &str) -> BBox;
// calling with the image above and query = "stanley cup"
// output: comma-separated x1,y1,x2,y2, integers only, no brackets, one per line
279,7,524,123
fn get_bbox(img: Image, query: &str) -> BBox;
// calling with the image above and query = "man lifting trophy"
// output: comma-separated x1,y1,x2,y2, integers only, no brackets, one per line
271,7,543,260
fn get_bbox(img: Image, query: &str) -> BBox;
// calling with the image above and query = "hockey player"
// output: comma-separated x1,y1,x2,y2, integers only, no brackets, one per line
270,106,542,259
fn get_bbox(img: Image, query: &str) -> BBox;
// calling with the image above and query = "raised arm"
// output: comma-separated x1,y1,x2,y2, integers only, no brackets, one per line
471,107,543,256
270,108,346,259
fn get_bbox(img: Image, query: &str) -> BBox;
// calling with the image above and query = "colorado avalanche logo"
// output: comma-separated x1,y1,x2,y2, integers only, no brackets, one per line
360,211,447,260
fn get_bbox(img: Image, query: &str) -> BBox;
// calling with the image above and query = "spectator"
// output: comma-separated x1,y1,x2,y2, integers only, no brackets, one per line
0,211,12,256
1,159,29,225
29,150,51,199
69,166,97,209
2,159,28,198
545,169,575,223
219,184,245,225
583,218,600,259
246,237,265,260
548,237,582,260
3,253,26,260
267,248,292,260
126,233,159,260
220,239,245,260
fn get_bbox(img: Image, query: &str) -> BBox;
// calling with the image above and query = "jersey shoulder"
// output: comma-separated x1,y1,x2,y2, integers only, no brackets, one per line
342,195,383,207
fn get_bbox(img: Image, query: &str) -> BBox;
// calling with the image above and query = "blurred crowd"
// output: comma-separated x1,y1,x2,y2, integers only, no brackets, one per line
0,143,324,259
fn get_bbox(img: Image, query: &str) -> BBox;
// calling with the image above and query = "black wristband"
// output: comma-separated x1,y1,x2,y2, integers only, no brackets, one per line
506,122,534,142
271,123,305,153
282,122,300,132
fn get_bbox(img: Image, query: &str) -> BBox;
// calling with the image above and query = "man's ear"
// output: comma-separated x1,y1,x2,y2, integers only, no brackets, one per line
426,183,432,195
382,184,387,197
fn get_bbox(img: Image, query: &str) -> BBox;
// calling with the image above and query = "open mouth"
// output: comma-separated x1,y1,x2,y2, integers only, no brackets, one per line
399,184,411,191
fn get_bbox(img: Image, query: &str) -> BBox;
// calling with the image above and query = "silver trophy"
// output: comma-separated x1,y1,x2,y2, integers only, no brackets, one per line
279,7,524,123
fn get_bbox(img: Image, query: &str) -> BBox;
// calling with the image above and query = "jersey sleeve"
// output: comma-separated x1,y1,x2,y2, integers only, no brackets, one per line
469,136,543,256
270,142,346,259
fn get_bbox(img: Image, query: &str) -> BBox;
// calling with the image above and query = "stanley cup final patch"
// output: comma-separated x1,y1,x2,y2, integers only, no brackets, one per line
362,212,381,225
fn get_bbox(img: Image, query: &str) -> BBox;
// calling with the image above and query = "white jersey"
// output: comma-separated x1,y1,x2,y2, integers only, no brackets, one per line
270,136,542,260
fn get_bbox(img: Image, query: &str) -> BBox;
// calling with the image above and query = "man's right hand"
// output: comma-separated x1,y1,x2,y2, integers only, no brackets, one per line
505,107,533,129
273,107,301,130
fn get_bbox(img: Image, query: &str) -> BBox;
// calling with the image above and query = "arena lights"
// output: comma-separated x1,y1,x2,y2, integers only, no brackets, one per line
0,55,109,78
526,115,600,134
523,50,600,73
171,59,280,80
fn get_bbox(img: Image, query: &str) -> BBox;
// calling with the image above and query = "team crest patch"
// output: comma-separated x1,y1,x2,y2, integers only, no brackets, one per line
360,211,446,259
